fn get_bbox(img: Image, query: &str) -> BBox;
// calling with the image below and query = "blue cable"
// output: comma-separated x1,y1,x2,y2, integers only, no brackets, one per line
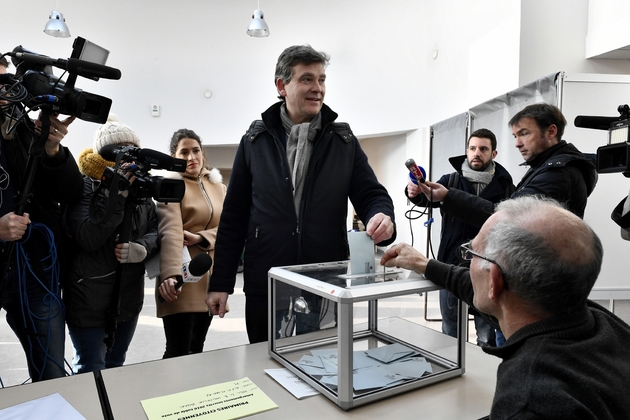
14,222,69,382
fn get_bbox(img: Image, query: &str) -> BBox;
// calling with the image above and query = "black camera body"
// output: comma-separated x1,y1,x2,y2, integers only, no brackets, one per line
100,145,186,203
2,37,120,125
575,104,630,176
20,69,111,123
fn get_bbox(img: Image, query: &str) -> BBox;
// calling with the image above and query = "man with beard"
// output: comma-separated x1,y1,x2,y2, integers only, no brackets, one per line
406,128,513,346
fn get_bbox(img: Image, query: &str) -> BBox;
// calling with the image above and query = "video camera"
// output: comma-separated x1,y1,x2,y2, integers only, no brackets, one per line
575,104,630,176
1,36,119,125
575,105,630,240
99,144,186,203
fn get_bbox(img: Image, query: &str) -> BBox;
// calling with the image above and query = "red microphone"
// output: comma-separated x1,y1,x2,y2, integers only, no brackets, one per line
405,158,426,184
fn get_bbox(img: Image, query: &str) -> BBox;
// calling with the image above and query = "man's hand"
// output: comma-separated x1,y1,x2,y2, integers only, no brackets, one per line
206,291,229,318
0,212,30,241
407,180,421,198
34,114,76,157
417,180,449,202
380,243,429,274
0,212,31,242
365,213,394,244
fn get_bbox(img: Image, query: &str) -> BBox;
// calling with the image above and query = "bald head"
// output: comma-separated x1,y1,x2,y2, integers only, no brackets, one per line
479,196,602,314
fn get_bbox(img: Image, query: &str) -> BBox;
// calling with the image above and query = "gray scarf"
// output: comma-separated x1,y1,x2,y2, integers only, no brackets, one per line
280,104,322,215
461,159,495,196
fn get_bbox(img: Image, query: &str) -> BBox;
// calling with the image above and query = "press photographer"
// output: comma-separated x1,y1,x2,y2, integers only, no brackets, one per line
0,40,114,382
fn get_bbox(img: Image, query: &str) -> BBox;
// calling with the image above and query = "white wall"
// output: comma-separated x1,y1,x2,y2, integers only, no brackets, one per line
4,0,520,156
5,0,630,271
519,0,630,85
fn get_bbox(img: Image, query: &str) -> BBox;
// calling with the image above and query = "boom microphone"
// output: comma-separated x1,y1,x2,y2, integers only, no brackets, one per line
405,158,426,184
159,253,213,303
574,115,621,131
10,51,121,80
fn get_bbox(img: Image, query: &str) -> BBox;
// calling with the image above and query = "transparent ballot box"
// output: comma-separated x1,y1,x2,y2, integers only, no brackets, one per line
268,261,467,410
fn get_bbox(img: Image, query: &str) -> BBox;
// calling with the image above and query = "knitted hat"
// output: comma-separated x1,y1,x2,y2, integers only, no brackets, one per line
93,114,141,153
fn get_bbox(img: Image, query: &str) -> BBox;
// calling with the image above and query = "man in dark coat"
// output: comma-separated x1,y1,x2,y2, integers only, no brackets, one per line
206,45,396,343
406,128,513,346
381,196,630,419
414,103,598,225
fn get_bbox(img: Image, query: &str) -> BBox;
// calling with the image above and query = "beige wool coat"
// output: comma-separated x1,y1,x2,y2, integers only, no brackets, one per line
155,167,227,317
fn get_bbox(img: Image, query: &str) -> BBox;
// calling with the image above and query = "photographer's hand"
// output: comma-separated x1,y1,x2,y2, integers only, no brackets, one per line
0,212,30,241
115,242,147,263
34,114,76,157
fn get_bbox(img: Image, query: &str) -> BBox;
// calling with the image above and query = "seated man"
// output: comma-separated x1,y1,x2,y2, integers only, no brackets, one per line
381,196,630,419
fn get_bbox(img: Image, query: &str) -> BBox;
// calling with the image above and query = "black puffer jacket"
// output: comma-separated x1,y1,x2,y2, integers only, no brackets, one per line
209,102,396,297
64,176,158,327
442,141,597,226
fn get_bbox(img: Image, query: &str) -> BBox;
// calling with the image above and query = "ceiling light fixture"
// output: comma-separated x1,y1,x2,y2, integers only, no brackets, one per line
247,1,269,38
44,9,70,38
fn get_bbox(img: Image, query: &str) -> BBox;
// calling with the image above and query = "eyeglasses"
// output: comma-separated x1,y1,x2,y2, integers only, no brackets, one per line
459,240,509,289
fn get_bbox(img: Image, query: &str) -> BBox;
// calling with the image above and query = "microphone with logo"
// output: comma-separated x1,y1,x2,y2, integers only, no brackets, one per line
405,158,427,184
159,253,212,303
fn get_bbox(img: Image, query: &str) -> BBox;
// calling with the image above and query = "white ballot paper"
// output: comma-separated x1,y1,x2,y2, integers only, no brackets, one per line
265,368,320,399
348,231,375,276
0,393,86,420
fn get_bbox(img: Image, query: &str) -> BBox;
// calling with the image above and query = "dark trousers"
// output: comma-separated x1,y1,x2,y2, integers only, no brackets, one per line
245,294,269,344
161,312,212,358
246,292,326,344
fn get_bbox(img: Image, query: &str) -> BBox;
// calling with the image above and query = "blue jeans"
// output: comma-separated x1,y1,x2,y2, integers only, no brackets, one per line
439,289,496,347
1,261,67,382
67,316,139,374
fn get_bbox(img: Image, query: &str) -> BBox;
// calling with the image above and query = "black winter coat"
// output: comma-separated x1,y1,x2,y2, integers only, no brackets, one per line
63,177,158,327
0,116,83,280
425,260,630,419
210,102,396,297
405,155,513,265
442,141,597,226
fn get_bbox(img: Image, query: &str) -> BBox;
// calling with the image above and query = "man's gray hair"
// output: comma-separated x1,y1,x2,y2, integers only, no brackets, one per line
274,45,329,100
481,196,603,313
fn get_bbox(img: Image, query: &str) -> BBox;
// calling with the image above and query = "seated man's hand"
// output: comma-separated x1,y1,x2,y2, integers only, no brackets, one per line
380,243,429,274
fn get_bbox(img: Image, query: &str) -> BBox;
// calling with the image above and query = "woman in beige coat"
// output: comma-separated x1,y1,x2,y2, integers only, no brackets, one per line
156,128,226,358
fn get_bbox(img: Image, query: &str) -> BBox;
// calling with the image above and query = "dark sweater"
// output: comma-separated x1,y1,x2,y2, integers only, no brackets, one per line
425,260,630,419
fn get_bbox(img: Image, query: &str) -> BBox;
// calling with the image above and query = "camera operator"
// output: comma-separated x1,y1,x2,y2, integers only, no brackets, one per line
415,103,598,224
0,56,83,382
63,115,158,374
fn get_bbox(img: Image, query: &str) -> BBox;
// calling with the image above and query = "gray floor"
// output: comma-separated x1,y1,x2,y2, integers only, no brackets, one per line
1,272,629,389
